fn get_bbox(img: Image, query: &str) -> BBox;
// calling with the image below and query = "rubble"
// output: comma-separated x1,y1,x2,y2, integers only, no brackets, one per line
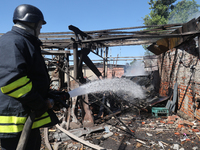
40,106,200,150
38,75,200,149
32,17,200,149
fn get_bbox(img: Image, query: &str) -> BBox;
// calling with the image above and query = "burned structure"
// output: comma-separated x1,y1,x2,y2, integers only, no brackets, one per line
38,17,200,148
1,16,200,149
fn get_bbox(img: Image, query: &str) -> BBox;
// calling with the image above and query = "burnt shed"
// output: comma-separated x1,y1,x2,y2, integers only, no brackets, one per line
40,17,200,121
1,17,200,121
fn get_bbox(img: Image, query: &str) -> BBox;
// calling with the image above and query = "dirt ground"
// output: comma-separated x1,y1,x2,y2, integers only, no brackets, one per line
0,107,199,150
40,107,200,150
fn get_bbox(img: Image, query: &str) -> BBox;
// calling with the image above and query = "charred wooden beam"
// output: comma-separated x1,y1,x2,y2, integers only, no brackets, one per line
84,23,183,33
42,31,198,46
79,31,200,43
73,43,78,79
41,50,71,55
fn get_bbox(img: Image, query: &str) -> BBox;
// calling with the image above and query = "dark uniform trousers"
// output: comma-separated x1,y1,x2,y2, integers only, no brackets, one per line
1,128,41,150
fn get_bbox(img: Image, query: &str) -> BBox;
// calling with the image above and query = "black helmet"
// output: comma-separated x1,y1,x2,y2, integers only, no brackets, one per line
13,4,46,25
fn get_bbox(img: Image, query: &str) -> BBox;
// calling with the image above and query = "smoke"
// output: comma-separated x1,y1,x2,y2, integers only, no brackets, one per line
168,1,200,24
187,11,200,22
123,60,148,77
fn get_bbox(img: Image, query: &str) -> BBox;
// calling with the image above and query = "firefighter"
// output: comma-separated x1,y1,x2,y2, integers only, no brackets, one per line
0,4,61,150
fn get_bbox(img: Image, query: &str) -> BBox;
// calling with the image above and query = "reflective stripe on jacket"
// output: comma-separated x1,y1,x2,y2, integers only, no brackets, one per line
0,112,51,133
1,76,32,98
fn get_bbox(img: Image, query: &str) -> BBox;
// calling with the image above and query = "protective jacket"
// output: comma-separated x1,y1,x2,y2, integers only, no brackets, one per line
0,26,58,138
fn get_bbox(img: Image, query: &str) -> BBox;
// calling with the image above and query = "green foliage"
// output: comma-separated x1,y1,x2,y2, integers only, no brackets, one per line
168,0,200,24
143,0,176,26
142,0,200,55
142,0,176,55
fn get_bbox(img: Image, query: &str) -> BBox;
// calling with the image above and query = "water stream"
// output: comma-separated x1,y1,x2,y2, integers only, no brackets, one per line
68,78,145,100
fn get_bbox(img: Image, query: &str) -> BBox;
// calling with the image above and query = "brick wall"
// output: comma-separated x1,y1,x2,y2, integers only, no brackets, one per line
157,39,200,120
98,67,124,78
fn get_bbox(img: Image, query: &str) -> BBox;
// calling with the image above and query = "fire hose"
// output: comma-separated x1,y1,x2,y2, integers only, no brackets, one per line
16,111,36,150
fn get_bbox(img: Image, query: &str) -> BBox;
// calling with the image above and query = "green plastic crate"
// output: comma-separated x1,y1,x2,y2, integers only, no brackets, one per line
152,107,169,117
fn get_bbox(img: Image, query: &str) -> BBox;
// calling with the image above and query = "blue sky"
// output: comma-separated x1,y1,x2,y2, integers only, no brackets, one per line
0,0,199,65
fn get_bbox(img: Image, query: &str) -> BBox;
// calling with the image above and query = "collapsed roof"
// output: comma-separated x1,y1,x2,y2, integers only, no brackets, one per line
39,16,200,56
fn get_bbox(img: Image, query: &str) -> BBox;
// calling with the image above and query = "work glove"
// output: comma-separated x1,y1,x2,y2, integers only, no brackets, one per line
46,98,61,111
48,90,70,110
46,98,55,109
46,98,62,111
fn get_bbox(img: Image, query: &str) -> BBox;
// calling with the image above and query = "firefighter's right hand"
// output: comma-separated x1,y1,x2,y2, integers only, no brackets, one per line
46,98,62,111
46,98,54,109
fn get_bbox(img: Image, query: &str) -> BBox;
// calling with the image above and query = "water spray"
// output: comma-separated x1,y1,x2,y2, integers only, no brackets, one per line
68,78,146,101
67,77,143,138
